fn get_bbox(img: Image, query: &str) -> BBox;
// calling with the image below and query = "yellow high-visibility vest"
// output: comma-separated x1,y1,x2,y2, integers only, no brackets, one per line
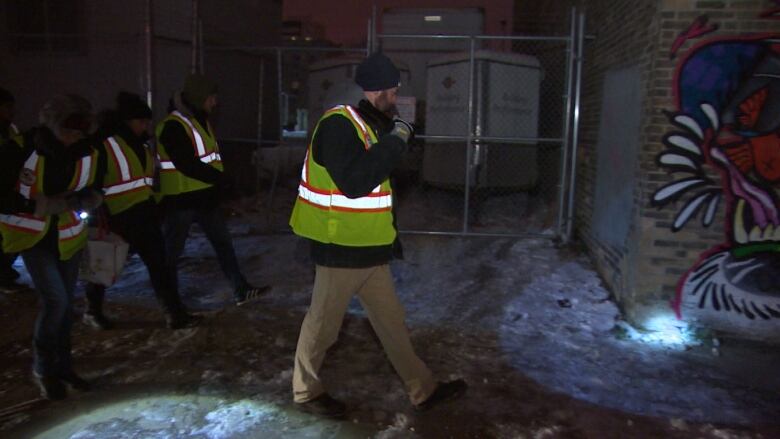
289,105,396,247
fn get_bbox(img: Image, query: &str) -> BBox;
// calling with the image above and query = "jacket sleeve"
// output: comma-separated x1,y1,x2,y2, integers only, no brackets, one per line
312,115,406,198
158,120,223,185
0,138,35,214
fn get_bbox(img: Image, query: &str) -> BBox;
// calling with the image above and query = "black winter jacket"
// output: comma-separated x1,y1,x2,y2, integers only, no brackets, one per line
157,96,223,211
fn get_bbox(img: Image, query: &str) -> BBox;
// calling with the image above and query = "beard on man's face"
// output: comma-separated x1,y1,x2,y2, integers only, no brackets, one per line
374,92,398,116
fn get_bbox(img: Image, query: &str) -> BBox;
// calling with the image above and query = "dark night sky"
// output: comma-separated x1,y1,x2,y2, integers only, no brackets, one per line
283,0,514,45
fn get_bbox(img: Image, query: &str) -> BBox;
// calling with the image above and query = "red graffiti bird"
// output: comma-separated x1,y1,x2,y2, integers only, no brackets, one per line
722,88,780,183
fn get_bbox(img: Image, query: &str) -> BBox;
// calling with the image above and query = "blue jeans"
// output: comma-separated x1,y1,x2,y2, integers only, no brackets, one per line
163,207,248,297
21,246,82,377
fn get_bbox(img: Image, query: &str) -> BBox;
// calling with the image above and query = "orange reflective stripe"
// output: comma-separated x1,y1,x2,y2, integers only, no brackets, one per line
58,212,84,241
296,180,391,212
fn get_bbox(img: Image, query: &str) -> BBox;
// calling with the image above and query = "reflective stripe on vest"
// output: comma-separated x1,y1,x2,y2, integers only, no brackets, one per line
72,155,93,191
159,151,221,170
157,111,222,171
59,212,85,240
10,123,19,136
172,111,206,156
18,152,40,199
0,213,46,233
106,137,132,180
104,177,154,196
103,136,154,197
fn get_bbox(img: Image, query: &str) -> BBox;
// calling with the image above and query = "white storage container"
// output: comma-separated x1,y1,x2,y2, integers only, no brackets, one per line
423,50,542,189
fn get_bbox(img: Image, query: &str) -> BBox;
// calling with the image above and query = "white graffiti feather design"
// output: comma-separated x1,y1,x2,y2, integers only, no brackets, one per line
652,103,722,231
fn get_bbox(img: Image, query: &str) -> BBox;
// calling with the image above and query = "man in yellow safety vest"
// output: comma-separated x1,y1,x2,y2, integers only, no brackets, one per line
156,74,270,307
289,52,467,418
83,92,201,330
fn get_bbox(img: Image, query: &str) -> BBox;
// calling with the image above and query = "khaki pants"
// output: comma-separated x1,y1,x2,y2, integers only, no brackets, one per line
292,264,436,405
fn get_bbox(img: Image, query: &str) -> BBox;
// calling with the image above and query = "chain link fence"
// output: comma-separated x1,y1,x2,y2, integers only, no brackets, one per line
206,11,584,240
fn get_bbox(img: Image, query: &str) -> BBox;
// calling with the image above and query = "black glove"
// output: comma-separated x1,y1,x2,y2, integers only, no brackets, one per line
390,117,414,143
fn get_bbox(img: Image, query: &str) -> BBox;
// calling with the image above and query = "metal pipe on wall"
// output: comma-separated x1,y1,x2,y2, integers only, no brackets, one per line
191,0,199,73
557,7,577,241
198,18,204,74
144,0,154,109
371,4,378,52
366,18,372,55
565,12,586,244
256,58,266,198
462,37,476,234
276,48,283,142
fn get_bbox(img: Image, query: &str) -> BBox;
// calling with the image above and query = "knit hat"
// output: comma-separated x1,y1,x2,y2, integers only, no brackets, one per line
355,52,400,91
182,73,218,107
39,94,93,135
116,91,152,120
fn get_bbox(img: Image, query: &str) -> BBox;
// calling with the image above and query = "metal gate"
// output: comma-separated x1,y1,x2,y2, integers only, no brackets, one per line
202,9,585,242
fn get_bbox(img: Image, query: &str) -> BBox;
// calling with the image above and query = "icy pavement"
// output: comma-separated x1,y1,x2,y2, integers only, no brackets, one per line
0,206,778,438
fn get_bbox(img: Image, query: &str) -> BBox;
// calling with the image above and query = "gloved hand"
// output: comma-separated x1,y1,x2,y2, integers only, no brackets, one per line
33,194,69,217
65,190,103,211
390,117,414,143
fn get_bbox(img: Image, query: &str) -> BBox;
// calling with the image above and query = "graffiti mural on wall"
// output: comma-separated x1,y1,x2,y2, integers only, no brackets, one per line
651,6,780,326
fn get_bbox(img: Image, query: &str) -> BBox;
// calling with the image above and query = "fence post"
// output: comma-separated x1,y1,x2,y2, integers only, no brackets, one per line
277,48,283,142
564,12,586,244
463,36,477,234
144,0,154,109
557,7,577,241
191,0,199,73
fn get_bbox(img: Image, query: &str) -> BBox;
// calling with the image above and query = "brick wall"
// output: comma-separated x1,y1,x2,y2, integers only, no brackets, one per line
576,0,778,336
574,0,662,319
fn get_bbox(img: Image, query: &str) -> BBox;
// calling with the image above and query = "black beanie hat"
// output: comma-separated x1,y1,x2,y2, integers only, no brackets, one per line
183,73,218,107
117,91,152,120
355,52,400,92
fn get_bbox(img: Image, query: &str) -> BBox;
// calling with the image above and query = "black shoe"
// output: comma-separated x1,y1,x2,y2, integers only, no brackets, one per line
166,311,203,329
32,373,67,400
83,312,114,330
58,371,90,391
235,284,270,306
296,393,347,419
414,379,467,411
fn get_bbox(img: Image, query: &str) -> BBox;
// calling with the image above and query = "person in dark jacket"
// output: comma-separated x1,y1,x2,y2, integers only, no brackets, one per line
0,87,23,290
0,94,103,400
83,92,201,330
155,74,269,306
289,52,467,418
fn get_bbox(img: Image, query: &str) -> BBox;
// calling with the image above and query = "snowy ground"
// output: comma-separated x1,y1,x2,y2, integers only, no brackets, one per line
0,194,779,438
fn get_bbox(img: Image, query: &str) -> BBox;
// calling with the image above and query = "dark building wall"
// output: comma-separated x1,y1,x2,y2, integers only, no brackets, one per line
0,0,281,138
523,0,780,340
